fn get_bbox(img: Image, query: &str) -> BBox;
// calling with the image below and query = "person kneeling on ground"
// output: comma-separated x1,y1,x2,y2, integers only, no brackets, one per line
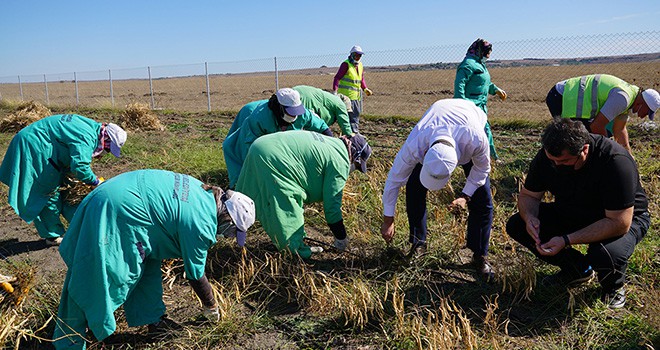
236,130,371,259
505,119,649,309
53,169,255,350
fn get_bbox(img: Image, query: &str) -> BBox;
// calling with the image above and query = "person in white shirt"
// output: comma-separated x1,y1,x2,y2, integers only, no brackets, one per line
380,98,494,279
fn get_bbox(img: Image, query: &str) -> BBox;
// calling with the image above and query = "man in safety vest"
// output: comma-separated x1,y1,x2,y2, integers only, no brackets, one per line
333,45,373,133
545,74,660,154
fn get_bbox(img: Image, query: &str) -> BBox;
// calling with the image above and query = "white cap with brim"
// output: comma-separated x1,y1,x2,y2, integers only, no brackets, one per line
225,191,256,247
276,88,306,116
106,123,127,157
350,45,364,55
419,139,458,191
642,89,660,121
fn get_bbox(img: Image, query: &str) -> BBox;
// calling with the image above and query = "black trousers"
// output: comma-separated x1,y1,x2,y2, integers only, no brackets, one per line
506,203,650,293
406,162,493,256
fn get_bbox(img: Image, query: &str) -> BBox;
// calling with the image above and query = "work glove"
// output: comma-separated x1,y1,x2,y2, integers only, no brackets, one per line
333,237,349,251
203,306,220,322
496,89,507,101
364,88,373,96
91,177,105,186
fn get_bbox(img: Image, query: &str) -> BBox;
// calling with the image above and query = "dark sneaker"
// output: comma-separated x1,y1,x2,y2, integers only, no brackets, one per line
472,254,495,281
147,315,182,335
541,266,595,288
407,243,427,259
44,237,63,246
602,287,626,309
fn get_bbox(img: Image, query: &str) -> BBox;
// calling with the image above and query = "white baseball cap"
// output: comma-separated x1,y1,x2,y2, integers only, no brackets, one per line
350,45,364,55
642,89,660,120
225,191,256,247
276,88,306,116
419,138,457,191
105,123,127,157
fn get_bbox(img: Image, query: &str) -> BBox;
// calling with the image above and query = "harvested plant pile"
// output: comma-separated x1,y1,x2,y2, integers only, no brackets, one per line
118,102,165,131
0,101,51,132
59,174,97,206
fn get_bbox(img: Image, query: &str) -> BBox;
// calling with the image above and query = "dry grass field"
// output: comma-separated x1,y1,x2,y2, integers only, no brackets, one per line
2,60,658,119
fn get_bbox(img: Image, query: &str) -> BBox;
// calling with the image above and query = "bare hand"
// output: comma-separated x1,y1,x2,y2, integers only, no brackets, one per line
381,216,395,243
537,236,565,256
525,217,541,246
449,197,468,211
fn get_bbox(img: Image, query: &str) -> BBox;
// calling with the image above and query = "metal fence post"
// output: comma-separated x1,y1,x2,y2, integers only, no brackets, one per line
44,74,50,105
74,72,79,106
274,57,278,91
18,75,23,101
148,66,154,109
109,69,114,108
205,62,211,112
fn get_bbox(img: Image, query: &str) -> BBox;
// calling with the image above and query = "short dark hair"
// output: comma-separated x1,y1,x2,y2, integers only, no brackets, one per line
541,119,589,157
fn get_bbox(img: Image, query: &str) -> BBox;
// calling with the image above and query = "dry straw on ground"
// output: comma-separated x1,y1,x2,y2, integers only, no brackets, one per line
0,101,51,133
58,174,96,206
118,102,165,131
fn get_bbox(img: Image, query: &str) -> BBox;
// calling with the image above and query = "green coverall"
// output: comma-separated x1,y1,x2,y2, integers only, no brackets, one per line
235,131,349,259
222,103,329,188
227,99,267,137
53,170,217,350
293,85,354,136
0,114,101,239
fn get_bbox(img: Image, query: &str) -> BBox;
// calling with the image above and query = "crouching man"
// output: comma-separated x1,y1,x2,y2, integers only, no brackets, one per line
505,119,650,308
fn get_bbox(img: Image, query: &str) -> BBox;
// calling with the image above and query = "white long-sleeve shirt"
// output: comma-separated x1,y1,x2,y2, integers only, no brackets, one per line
382,99,491,217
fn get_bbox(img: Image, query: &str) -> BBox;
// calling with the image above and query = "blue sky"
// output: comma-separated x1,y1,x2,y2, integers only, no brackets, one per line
1,0,658,77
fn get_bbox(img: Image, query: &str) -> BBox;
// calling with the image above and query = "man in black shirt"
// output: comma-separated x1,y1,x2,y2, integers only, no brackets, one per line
506,119,650,308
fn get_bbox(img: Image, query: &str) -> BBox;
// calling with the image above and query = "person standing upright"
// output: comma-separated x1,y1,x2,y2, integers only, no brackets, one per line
333,45,373,133
454,38,507,161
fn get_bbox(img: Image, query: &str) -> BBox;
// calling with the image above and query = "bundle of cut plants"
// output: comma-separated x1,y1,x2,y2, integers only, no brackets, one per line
0,101,51,132
59,174,97,206
0,266,34,309
118,102,165,131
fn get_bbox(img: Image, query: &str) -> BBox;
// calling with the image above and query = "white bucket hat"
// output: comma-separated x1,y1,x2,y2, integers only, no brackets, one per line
225,191,256,247
105,123,127,157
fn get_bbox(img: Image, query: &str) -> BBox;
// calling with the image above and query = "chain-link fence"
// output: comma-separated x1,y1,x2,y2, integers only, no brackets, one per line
1,31,658,119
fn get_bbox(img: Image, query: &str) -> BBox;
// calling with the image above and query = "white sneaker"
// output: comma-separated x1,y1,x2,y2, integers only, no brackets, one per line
310,246,324,254
45,237,63,246
333,238,349,251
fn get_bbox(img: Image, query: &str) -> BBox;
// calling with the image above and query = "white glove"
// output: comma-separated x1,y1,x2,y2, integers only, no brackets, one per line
203,306,220,322
496,89,507,101
333,238,349,251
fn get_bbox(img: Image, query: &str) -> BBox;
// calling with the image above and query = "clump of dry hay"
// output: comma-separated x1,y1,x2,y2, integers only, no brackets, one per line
0,101,51,133
118,102,164,131
59,174,96,206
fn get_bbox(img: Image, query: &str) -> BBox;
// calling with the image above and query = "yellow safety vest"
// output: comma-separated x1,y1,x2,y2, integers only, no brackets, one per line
562,74,639,120
337,59,363,100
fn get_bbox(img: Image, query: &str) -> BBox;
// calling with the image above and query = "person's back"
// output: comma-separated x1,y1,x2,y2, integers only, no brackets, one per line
227,100,268,137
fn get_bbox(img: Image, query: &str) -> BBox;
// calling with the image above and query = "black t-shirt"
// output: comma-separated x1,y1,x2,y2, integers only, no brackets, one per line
525,135,648,224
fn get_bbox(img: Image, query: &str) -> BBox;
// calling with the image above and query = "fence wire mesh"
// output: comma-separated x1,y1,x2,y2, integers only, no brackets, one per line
1,31,658,119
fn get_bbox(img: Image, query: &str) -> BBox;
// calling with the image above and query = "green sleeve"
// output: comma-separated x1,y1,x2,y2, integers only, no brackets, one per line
176,187,217,281
454,64,472,99
302,111,330,133
488,83,499,95
334,105,353,136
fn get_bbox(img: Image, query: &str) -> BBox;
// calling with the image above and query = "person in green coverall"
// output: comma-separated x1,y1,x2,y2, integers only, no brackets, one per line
223,88,332,188
227,86,352,138
454,38,507,160
53,169,256,350
236,130,372,259
0,114,127,246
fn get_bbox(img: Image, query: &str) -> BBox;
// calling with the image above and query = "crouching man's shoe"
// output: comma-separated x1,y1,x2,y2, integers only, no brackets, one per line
602,287,626,309
472,254,495,281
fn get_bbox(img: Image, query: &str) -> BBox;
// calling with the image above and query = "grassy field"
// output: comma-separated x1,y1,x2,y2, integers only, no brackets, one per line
0,87,658,349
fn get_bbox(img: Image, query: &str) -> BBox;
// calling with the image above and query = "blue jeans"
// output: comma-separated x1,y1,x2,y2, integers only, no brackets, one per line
406,162,493,256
